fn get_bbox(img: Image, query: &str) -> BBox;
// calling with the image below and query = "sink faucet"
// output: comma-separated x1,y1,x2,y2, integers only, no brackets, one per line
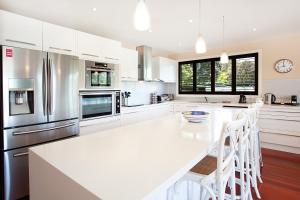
204,96,208,103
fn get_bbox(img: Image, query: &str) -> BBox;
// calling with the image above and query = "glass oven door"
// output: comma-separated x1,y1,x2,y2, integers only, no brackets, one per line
91,70,112,87
81,94,113,119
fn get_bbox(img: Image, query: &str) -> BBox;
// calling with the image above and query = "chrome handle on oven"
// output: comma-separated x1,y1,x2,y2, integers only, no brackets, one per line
12,123,76,136
13,152,29,157
42,58,47,116
81,53,99,58
5,39,36,46
80,92,113,96
47,58,52,115
86,68,112,72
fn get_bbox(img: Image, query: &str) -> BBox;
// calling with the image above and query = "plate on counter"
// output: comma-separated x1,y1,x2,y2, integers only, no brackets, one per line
182,111,210,123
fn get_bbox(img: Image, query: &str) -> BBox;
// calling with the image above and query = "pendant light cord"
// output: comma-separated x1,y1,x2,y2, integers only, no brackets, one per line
222,15,225,51
198,0,202,34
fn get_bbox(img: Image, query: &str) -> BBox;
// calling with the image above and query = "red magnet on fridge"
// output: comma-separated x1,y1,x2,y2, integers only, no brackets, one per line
6,48,13,57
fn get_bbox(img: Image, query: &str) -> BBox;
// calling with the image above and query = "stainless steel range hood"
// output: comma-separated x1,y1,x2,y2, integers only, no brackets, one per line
136,45,153,81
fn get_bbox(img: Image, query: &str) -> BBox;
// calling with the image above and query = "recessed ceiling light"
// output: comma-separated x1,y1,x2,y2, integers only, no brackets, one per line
92,7,97,12
252,28,257,32
188,19,193,23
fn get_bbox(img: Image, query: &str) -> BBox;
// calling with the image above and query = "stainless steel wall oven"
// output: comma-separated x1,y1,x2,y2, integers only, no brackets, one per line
85,61,117,89
80,90,120,120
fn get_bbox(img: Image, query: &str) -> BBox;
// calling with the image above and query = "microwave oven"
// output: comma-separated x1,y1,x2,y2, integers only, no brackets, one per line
85,60,117,89
79,90,121,120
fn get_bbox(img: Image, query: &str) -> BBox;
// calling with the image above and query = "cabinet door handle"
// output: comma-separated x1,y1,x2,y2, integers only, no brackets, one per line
82,53,99,58
105,56,119,61
49,46,72,52
5,39,36,46
13,152,29,157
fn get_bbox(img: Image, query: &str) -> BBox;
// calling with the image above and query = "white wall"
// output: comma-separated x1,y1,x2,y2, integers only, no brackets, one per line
262,79,300,99
121,81,176,105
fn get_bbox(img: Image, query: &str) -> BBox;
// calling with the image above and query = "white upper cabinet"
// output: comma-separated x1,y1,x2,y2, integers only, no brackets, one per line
120,48,138,81
77,31,103,62
152,57,177,82
101,38,122,64
0,10,43,50
43,23,76,55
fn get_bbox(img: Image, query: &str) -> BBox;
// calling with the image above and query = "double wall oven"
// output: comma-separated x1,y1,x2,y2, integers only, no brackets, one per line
80,90,120,120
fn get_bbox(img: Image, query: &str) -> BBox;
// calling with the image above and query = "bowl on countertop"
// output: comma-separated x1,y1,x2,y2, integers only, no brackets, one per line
182,111,210,123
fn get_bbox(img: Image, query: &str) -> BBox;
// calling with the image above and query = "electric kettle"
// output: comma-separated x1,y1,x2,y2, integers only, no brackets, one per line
264,93,276,104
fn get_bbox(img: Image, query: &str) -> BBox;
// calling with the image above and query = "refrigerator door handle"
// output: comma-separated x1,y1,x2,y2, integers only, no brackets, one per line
47,58,53,115
13,152,29,157
42,58,47,116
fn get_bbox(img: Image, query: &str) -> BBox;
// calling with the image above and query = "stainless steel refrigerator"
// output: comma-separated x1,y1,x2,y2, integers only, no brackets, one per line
0,46,79,200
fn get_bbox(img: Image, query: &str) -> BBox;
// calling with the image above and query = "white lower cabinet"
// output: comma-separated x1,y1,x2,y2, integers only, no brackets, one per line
0,10,43,50
121,104,174,125
80,117,122,136
258,105,300,154
173,103,221,112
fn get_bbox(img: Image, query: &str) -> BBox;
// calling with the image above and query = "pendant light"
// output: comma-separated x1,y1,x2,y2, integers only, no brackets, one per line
134,0,151,31
195,0,207,54
220,16,229,64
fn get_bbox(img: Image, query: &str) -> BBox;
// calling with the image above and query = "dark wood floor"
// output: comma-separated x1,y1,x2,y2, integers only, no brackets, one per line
253,148,300,200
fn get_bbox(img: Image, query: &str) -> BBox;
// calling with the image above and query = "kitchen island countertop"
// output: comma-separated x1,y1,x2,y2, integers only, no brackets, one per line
29,108,240,200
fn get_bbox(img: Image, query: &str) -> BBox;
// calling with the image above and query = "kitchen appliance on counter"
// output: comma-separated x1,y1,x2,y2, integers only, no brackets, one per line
151,92,158,104
79,90,120,120
1,46,79,200
291,95,298,105
239,94,247,103
85,60,117,89
264,93,276,104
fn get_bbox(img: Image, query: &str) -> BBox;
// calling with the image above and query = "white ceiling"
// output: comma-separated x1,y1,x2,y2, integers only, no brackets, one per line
1,0,300,55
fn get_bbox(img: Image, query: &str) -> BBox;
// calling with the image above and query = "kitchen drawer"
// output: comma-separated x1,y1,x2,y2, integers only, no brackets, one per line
258,118,300,133
4,147,30,200
3,119,79,150
260,111,300,121
260,131,300,148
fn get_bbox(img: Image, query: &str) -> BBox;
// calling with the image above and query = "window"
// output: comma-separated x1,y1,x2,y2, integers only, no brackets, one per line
236,56,256,92
215,60,232,92
178,53,258,95
179,63,193,93
196,61,211,92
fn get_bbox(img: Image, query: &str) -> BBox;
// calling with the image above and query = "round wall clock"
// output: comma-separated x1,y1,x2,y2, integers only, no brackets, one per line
274,59,293,73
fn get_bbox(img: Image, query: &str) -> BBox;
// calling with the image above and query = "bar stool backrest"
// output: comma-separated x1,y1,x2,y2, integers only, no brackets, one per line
216,115,247,199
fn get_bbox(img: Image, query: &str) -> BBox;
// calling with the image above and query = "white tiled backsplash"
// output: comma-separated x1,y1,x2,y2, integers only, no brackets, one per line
121,81,176,105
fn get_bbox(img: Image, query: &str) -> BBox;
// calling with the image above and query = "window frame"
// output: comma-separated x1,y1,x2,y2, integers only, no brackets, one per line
178,53,258,95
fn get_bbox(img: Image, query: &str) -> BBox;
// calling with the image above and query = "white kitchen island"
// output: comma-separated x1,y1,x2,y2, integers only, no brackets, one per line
29,108,240,200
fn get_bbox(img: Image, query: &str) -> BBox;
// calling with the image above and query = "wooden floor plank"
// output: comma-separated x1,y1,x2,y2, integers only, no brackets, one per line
253,148,300,200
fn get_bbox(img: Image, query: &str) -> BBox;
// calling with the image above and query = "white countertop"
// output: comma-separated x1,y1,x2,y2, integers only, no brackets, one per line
121,101,253,114
30,108,240,200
